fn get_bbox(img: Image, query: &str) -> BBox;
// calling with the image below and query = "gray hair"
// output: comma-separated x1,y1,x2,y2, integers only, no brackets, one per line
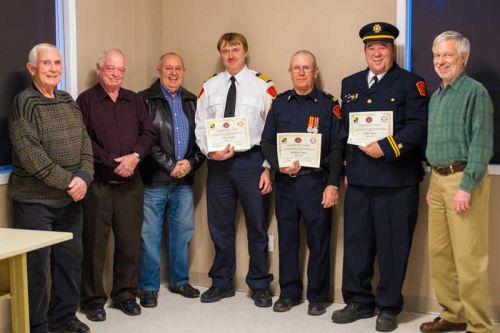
159,52,185,68
28,43,58,65
290,50,318,68
433,31,470,66
96,49,125,66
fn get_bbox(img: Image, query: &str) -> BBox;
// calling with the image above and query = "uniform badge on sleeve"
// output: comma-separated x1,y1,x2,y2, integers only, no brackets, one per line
332,104,342,119
267,86,277,99
307,116,319,133
416,81,426,97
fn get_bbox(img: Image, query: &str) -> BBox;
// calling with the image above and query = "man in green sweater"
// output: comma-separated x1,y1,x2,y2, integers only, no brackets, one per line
420,31,494,333
9,43,94,333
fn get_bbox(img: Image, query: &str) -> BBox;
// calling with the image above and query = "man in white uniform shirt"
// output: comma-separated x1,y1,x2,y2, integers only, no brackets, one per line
195,32,276,307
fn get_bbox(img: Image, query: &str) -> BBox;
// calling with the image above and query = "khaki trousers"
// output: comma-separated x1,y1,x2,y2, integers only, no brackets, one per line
428,170,492,333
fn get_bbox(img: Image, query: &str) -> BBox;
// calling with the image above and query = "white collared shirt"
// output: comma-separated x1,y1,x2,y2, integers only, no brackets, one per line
195,65,275,157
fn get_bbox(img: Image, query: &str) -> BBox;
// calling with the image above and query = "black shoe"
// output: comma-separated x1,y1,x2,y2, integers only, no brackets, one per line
308,302,327,316
113,298,142,316
376,311,398,332
251,288,272,307
332,303,375,323
140,290,158,307
200,286,235,303
273,298,300,312
82,307,106,322
170,284,200,298
49,318,90,333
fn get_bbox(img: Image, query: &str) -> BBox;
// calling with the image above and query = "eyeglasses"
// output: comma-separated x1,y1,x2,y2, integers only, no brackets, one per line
102,65,126,74
290,65,314,73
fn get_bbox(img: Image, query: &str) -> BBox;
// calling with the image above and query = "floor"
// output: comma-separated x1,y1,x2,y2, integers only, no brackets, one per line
77,285,484,333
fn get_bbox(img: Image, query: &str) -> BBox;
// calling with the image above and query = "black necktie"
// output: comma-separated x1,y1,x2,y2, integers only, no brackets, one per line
224,76,236,118
370,75,378,90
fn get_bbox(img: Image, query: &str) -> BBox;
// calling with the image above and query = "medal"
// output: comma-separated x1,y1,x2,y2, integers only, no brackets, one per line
307,116,319,133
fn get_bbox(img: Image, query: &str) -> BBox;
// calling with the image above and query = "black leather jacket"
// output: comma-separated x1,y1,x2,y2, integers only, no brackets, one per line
139,80,205,186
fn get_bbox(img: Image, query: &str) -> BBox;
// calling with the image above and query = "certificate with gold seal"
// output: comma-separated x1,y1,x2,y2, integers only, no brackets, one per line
347,111,393,147
277,133,322,168
205,116,251,152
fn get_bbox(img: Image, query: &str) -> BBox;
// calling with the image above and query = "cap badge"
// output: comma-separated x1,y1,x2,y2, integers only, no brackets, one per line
373,24,382,34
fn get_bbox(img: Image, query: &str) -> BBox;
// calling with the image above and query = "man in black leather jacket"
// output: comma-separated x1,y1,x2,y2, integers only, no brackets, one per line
138,52,205,307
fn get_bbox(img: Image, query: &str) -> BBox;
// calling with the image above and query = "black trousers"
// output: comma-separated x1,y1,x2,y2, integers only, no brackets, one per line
206,150,272,289
13,200,83,333
275,172,332,302
342,184,418,314
80,174,144,309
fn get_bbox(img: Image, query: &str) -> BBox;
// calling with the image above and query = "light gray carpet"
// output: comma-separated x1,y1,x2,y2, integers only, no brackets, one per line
79,286,497,333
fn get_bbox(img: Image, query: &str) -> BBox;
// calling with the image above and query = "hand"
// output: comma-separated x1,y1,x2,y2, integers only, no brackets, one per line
170,159,193,179
114,154,139,177
259,168,272,195
453,189,471,213
426,190,430,206
321,185,338,208
67,177,87,202
279,160,301,176
359,142,384,158
208,145,234,161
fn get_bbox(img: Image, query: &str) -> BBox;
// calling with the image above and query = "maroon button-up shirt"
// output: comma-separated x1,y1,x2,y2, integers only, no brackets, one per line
77,83,156,182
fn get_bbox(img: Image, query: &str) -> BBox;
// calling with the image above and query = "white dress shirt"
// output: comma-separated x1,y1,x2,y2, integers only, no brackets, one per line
195,65,275,157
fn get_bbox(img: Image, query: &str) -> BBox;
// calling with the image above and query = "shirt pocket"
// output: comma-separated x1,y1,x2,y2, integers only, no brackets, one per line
208,96,225,118
239,96,265,120
240,96,265,138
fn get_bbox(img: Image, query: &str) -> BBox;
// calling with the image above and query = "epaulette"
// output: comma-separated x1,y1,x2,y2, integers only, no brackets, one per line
256,72,272,83
322,91,338,101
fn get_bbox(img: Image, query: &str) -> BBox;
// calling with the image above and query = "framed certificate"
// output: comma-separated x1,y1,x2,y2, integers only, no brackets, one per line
277,133,322,168
347,111,393,147
205,116,251,152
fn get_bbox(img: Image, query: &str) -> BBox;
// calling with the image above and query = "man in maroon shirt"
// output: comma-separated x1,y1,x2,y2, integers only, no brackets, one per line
77,49,156,321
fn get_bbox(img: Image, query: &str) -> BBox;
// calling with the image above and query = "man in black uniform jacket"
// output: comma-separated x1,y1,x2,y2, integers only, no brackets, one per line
331,22,428,332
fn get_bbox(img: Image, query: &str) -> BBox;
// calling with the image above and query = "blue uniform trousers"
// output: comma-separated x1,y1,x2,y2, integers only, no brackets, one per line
275,171,332,302
206,149,272,289
342,184,418,314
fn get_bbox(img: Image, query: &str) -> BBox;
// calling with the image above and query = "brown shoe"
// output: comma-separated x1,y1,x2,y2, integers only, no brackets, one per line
420,317,467,332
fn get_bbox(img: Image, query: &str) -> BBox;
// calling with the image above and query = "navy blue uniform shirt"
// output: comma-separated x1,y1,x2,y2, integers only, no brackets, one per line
341,63,428,187
261,87,343,187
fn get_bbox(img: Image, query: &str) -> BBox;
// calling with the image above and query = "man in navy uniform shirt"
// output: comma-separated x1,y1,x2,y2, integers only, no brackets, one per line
331,22,428,332
261,50,343,316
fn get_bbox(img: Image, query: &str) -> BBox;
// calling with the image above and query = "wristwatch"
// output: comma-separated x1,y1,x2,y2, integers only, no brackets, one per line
133,152,141,161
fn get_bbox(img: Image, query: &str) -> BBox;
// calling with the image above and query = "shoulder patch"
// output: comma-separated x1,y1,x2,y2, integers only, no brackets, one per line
332,103,342,119
416,81,426,97
267,86,277,99
256,72,272,83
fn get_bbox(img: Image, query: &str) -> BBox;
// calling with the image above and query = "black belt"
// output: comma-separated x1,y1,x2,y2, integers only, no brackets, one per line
94,178,128,185
283,168,324,178
433,162,466,176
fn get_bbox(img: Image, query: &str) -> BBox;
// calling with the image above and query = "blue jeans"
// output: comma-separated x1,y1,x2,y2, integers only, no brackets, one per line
139,184,195,291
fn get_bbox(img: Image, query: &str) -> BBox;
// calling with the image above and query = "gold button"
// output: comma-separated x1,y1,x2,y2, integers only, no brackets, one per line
367,99,372,104
391,98,395,102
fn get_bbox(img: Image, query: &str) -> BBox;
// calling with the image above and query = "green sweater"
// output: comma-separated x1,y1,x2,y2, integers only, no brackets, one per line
426,73,493,192
8,85,94,204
